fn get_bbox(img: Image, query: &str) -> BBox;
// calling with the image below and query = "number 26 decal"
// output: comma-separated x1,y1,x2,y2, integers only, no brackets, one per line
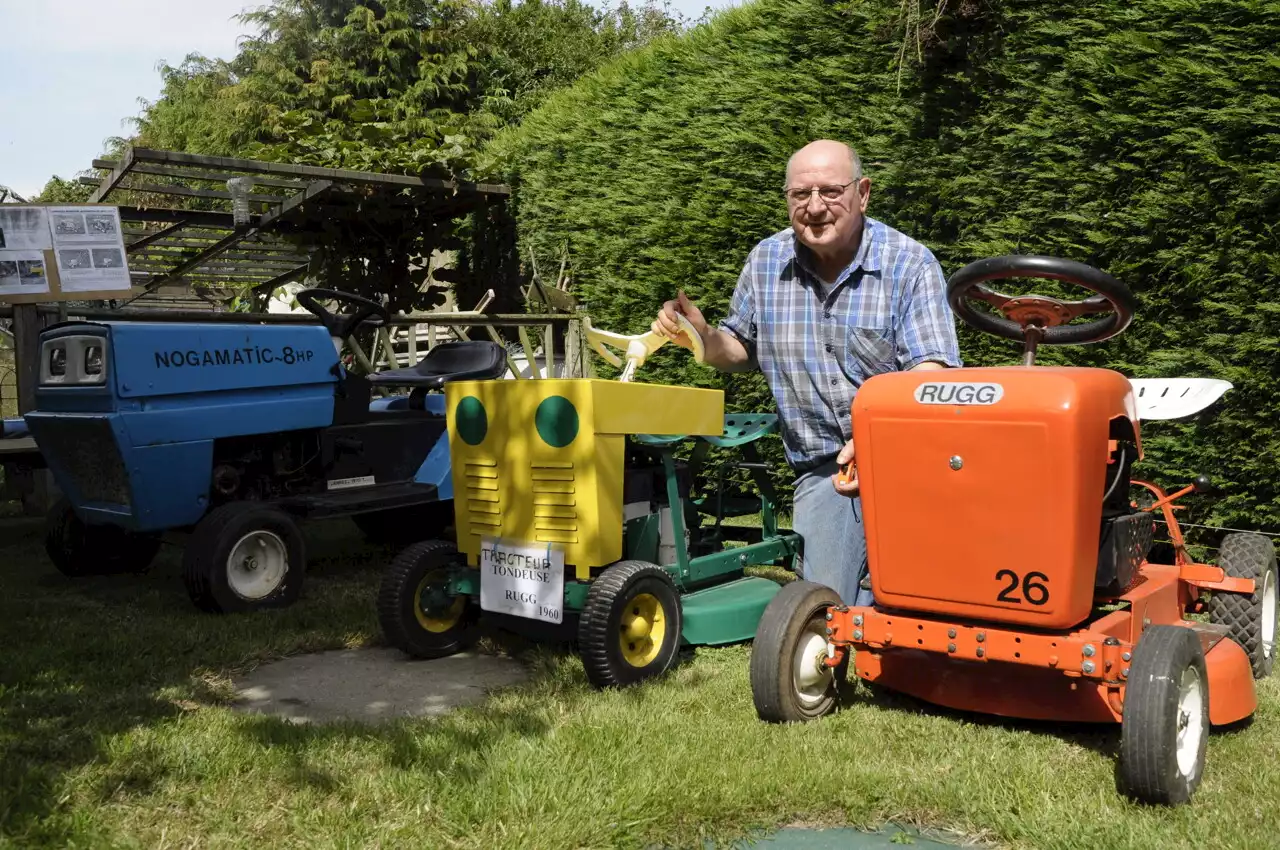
995,569,1050,605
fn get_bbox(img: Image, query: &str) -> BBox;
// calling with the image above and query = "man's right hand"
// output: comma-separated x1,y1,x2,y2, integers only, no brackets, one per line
652,290,707,351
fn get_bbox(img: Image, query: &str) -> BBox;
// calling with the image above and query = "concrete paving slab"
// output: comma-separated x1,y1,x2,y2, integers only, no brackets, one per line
231,646,529,724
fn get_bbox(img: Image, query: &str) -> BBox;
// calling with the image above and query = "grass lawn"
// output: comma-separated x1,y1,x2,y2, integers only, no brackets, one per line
1,512,1279,849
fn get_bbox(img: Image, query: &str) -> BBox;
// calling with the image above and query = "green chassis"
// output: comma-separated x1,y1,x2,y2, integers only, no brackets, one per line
435,413,799,646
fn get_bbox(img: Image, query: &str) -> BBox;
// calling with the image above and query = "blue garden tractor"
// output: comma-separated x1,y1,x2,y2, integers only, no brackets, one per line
23,289,507,613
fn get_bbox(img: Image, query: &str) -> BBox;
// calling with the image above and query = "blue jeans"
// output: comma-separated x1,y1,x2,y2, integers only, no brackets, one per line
790,458,874,607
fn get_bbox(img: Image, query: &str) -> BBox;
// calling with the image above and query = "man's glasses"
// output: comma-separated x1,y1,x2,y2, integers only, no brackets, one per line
785,180,858,205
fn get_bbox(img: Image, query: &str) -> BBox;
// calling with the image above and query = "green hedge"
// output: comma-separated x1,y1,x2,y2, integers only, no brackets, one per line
485,0,1280,542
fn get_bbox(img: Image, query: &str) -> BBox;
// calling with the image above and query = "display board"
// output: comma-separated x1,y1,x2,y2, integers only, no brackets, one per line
0,204,132,303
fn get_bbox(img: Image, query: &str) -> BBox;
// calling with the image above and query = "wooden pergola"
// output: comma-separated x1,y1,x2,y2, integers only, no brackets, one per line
77,147,510,306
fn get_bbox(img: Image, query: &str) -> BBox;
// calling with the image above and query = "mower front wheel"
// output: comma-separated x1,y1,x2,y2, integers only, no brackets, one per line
44,496,162,577
1118,624,1209,806
1208,531,1278,679
183,502,305,613
378,539,479,658
578,560,683,688
750,580,848,723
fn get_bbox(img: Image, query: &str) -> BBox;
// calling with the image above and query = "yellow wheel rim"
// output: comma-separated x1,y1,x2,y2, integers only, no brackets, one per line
619,592,667,667
414,573,465,633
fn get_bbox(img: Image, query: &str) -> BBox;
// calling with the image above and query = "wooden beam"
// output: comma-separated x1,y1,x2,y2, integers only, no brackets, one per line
127,253,305,267
123,221,188,252
88,146,135,202
11,305,46,414
250,264,311,294
127,147,510,196
93,159,309,190
114,180,286,205
116,206,244,227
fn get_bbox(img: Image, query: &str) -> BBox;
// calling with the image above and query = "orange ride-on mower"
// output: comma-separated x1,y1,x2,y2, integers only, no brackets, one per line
750,255,1276,806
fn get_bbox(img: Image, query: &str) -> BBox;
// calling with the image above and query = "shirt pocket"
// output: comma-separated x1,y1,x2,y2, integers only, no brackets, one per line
845,325,897,377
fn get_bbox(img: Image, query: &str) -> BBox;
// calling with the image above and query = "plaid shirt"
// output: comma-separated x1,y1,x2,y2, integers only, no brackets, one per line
720,216,962,471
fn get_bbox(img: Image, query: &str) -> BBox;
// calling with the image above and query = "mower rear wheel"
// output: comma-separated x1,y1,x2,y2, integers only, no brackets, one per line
1208,531,1278,679
1118,625,1209,806
750,580,848,723
44,496,162,577
183,502,305,613
578,560,683,688
378,539,479,658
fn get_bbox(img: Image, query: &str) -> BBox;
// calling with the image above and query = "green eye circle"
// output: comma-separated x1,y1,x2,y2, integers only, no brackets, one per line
535,396,578,448
455,396,487,445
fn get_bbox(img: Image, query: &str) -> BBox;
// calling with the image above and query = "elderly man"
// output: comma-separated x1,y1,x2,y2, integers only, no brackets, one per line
651,139,961,606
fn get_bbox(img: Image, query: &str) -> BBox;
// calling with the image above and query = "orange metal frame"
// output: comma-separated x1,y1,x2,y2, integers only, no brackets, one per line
822,483,1257,725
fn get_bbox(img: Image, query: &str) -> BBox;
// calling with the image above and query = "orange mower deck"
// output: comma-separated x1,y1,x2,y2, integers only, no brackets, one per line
827,559,1258,726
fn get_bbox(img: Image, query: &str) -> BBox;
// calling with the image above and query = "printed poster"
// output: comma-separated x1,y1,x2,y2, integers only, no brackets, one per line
48,206,130,293
0,207,53,296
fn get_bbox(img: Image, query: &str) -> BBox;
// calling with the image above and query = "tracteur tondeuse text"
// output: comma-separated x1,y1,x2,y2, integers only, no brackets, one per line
25,289,506,613
378,312,801,687
750,255,1274,806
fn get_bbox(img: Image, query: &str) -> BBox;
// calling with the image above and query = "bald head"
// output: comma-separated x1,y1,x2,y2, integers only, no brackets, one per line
783,139,871,265
785,140,861,186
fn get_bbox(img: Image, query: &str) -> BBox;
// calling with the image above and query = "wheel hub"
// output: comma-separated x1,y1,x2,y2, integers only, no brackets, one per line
226,530,288,600
1175,666,1205,779
792,626,834,707
414,573,465,634
619,593,666,667
1262,567,1276,660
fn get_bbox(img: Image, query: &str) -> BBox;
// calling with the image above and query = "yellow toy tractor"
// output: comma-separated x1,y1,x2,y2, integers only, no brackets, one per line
377,315,799,686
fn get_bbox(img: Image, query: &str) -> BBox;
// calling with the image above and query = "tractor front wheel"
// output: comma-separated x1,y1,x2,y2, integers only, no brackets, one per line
1208,531,1278,679
378,539,479,658
578,560,683,688
750,580,848,723
183,502,305,613
44,497,162,577
1118,624,1209,805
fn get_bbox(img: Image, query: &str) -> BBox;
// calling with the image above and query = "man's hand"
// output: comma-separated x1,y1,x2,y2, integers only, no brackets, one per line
652,290,707,351
832,438,858,497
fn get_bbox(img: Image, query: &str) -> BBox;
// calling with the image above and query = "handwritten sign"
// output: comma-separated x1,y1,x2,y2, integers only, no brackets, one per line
479,538,564,624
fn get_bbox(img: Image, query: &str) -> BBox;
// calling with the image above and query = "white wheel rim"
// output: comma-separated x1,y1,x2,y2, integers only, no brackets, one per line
1262,568,1276,660
226,530,288,600
792,623,835,707
1175,666,1206,779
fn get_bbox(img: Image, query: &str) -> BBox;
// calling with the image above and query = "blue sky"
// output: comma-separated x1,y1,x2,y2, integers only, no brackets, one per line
0,0,735,200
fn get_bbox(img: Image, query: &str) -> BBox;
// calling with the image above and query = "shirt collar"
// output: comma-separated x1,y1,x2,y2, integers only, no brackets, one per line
785,216,883,286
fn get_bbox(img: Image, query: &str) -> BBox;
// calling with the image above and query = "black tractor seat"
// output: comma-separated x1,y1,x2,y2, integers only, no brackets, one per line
367,340,508,390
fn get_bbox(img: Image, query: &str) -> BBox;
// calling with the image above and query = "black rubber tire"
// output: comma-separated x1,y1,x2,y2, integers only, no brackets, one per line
44,496,162,577
352,502,453,545
578,560,683,688
377,539,479,659
1118,625,1210,805
182,502,305,614
1208,532,1277,679
750,580,849,723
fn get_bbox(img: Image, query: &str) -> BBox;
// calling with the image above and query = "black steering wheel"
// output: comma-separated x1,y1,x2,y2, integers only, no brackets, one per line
947,255,1137,347
295,288,391,339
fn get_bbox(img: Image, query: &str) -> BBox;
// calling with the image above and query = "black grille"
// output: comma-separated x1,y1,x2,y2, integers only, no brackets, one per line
1096,511,1155,594
36,418,130,507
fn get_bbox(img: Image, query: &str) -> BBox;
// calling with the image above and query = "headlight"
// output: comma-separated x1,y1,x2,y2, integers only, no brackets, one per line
84,345,103,376
40,335,108,385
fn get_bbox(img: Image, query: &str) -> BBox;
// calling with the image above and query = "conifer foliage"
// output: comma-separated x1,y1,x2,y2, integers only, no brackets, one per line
489,0,1280,538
